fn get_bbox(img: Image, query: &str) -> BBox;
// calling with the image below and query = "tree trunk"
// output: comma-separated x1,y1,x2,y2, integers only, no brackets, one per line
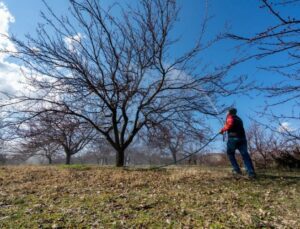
171,151,177,164
263,156,267,169
66,153,71,165
48,156,52,165
116,149,125,167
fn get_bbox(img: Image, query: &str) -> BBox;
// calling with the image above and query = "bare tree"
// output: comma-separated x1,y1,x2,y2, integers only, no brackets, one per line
4,0,241,167
0,140,6,165
87,136,114,165
228,0,300,117
18,113,94,164
247,122,275,168
20,138,60,164
271,115,300,142
246,119,300,169
146,119,207,164
164,130,185,164
0,116,6,165
271,139,300,169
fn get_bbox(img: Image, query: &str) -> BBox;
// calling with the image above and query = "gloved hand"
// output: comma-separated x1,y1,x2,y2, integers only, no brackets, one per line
219,130,224,135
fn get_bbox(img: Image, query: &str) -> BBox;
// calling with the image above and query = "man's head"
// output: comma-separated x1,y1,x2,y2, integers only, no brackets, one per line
228,108,237,115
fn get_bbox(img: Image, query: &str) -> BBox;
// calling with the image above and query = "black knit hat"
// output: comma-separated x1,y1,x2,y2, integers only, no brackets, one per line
228,108,237,115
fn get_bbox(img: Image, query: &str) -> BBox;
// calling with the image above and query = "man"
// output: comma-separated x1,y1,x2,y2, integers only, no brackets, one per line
220,108,256,178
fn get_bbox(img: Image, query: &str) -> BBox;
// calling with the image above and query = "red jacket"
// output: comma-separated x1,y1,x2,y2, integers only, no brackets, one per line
220,114,246,138
220,114,234,134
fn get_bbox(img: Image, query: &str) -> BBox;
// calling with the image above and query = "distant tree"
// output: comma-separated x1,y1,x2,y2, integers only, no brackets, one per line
146,125,183,164
271,141,300,169
0,154,6,165
0,116,6,165
4,0,242,167
89,150,110,165
87,136,114,165
0,138,6,165
146,120,206,164
246,119,300,169
20,139,60,164
18,113,94,164
247,122,275,168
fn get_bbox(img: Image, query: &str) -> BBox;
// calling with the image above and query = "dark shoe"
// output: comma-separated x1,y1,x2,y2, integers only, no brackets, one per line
247,173,257,180
232,170,243,179
232,170,242,175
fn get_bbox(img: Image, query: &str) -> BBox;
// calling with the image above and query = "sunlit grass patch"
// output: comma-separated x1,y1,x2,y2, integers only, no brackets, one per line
0,166,299,228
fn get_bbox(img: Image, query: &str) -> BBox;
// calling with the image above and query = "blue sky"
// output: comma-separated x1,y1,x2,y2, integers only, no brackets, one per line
1,0,299,150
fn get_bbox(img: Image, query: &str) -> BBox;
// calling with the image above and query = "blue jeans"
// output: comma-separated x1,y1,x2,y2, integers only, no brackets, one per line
227,138,255,176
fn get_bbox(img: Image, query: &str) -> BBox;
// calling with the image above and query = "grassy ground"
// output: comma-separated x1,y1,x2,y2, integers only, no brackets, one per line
0,165,299,228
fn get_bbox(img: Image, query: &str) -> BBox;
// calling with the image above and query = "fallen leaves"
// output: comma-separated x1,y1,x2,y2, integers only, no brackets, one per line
0,166,299,228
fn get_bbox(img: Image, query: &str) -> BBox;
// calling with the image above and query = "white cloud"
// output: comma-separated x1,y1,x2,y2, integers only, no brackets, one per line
0,62,24,94
64,33,82,52
0,2,25,97
278,122,294,133
0,1,74,108
0,2,16,61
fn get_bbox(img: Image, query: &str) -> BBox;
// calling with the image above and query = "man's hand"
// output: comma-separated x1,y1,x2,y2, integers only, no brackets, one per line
219,130,224,135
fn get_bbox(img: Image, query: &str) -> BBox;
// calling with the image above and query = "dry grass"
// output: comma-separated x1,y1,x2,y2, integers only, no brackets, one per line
0,165,299,228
